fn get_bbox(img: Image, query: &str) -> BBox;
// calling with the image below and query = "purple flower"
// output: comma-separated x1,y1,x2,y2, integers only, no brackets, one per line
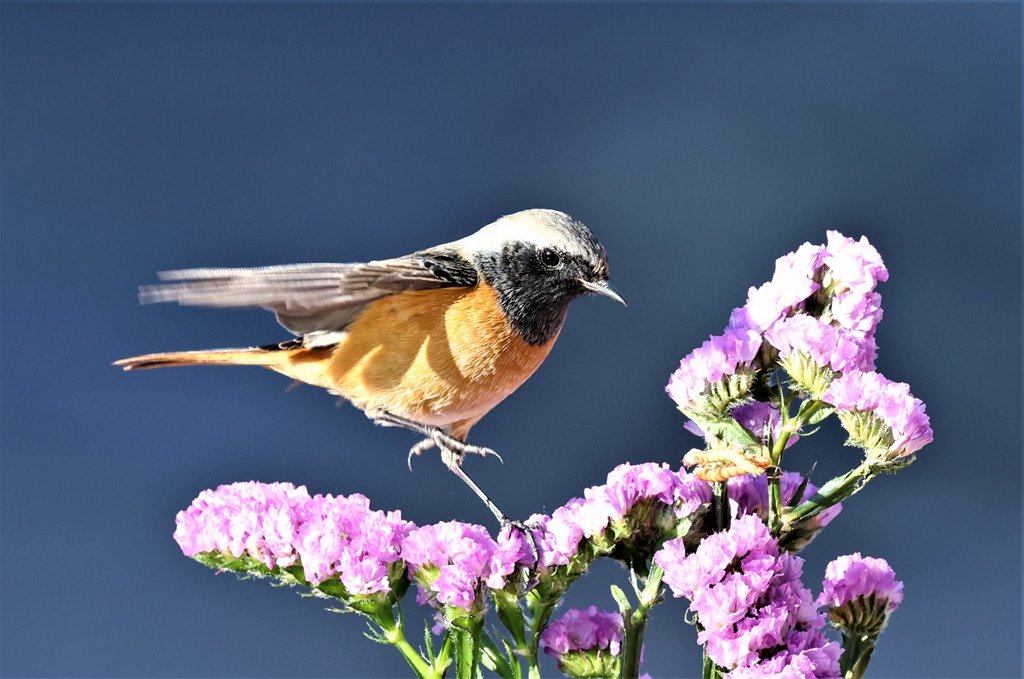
831,290,883,339
174,481,310,568
534,499,589,568
487,524,535,589
586,462,712,525
666,326,763,411
727,472,842,552
295,493,412,591
541,606,624,676
728,634,842,679
656,514,778,600
541,605,623,658
531,464,712,571
818,554,903,673
823,232,888,296
731,243,827,334
823,370,933,459
819,553,903,610
765,315,874,375
402,520,522,613
732,401,787,444
655,515,840,677
173,482,415,596
819,232,888,351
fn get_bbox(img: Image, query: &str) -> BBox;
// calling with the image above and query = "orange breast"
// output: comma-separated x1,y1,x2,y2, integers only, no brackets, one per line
309,283,558,437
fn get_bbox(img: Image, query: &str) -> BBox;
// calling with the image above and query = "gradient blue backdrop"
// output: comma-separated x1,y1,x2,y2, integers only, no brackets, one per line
2,3,1020,677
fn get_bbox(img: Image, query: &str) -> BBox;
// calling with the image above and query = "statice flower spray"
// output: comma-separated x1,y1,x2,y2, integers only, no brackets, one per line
170,231,930,678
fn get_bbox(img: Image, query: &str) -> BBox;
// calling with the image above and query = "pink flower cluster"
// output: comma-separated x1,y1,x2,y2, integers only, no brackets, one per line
539,605,623,660
765,315,874,375
174,466,714,612
818,553,903,612
823,370,933,458
174,481,413,594
735,241,827,333
665,327,762,410
655,515,841,678
823,231,887,337
667,231,891,413
667,231,933,469
402,521,531,612
529,462,713,569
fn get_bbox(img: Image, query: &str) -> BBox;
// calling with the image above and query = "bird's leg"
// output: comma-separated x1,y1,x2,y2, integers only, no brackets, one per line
434,445,511,526
366,409,537,562
437,446,541,566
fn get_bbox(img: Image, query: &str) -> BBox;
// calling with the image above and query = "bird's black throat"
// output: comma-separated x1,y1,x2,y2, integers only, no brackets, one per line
477,243,585,345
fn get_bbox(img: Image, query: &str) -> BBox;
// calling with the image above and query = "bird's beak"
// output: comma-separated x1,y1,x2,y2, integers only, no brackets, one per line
580,279,626,306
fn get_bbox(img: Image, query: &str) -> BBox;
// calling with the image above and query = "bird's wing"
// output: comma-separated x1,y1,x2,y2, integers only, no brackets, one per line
138,248,479,337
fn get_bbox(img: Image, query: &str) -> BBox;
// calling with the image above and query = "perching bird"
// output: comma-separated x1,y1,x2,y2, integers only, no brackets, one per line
115,208,624,525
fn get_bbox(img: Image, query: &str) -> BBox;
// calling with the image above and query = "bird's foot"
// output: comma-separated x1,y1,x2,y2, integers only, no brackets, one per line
433,434,502,466
367,409,503,465
497,516,542,572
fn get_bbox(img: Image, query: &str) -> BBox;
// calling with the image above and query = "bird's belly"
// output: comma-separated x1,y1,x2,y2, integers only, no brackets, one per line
323,285,557,427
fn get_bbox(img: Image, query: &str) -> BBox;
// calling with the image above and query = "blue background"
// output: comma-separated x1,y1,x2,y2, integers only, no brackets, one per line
2,3,1020,677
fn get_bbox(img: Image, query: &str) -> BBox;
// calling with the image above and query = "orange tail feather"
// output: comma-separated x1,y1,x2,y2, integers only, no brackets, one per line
114,345,338,392
114,347,289,371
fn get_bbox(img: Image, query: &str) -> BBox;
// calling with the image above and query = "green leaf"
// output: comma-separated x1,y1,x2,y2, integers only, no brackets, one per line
610,584,632,618
423,622,437,663
479,632,515,679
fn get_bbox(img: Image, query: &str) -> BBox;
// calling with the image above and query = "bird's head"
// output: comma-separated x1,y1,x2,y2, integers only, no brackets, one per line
459,209,625,344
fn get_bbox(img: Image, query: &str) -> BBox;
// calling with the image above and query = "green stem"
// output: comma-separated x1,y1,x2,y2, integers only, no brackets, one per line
375,605,440,679
479,631,519,679
525,596,558,679
394,635,442,679
620,566,664,679
785,461,875,527
701,652,720,679
767,466,783,537
452,620,483,679
494,590,529,651
795,397,830,428
435,634,455,677
840,632,877,679
774,395,829,460
712,481,730,532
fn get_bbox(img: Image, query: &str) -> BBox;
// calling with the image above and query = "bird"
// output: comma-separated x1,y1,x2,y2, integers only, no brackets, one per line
115,208,624,526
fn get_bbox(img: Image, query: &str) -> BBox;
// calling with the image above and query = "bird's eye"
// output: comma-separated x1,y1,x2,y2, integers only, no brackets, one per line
540,248,561,267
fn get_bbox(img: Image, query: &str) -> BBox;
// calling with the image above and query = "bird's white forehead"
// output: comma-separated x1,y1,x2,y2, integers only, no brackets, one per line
456,209,583,255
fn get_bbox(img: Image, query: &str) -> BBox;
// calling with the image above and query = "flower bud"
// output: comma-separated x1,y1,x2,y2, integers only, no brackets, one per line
823,371,932,461
818,553,903,637
540,606,623,678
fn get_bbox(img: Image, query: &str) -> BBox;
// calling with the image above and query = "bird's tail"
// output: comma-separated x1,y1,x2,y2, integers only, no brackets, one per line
114,347,292,370
113,344,335,390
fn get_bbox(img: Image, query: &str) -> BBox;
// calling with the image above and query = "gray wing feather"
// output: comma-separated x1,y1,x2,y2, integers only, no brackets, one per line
138,256,471,336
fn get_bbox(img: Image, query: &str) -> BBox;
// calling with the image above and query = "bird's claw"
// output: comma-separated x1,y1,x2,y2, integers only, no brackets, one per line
447,438,502,463
407,438,436,470
499,517,541,571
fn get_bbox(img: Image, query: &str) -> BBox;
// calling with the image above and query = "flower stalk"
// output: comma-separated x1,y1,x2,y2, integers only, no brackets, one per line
783,460,876,530
453,622,482,679
616,564,663,679
375,605,442,679
839,632,876,679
